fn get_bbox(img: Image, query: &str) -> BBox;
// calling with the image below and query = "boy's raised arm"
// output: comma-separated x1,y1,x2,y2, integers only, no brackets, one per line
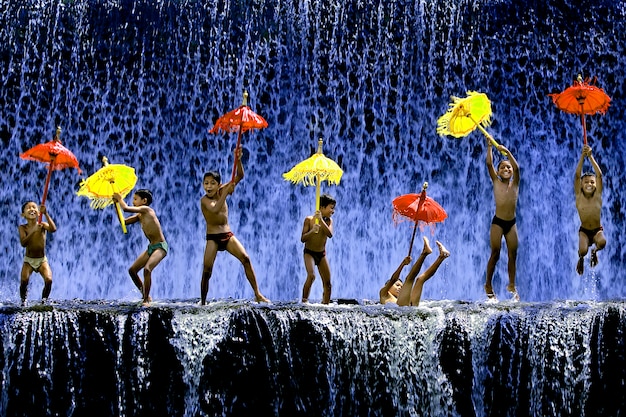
40,206,57,232
486,139,497,180
574,146,586,194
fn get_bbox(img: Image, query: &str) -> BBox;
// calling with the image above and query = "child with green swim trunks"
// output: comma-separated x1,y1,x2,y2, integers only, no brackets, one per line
113,189,167,306
18,201,57,306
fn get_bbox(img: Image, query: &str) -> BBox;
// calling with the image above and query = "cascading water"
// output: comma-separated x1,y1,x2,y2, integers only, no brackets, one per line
1,1,626,415
0,0,624,303
1,300,625,416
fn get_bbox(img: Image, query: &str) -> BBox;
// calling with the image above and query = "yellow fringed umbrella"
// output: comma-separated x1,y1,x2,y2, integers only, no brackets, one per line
437,91,506,154
283,138,343,216
76,156,137,233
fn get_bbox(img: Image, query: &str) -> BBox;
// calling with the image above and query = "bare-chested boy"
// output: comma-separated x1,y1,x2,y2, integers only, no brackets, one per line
574,145,606,274
301,193,336,304
18,202,57,305
379,238,450,306
200,147,268,305
485,139,520,302
113,189,167,306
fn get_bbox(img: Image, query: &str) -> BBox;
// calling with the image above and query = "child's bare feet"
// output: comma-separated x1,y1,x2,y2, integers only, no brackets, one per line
506,284,520,302
422,236,433,255
255,293,270,303
576,256,584,275
590,249,598,268
484,283,497,302
435,241,450,258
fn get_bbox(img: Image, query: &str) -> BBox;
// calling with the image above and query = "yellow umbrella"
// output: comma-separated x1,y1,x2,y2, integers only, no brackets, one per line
283,139,343,217
437,91,506,154
76,156,137,233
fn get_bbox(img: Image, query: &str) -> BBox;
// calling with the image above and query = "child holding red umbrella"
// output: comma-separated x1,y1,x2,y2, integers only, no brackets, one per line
574,145,606,274
379,237,450,306
18,202,57,306
200,147,269,305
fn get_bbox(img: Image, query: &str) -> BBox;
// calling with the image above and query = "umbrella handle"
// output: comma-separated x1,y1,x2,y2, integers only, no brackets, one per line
475,124,507,156
115,202,127,234
407,224,418,257
230,130,244,182
467,114,507,156
39,163,54,223
315,174,321,225
109,180,127,234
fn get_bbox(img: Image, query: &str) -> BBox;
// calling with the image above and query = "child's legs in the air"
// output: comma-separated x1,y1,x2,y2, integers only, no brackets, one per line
577,231,589,274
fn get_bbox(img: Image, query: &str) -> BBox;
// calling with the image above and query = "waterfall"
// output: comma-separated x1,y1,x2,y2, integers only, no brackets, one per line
1,300,625,416
0,0,625,304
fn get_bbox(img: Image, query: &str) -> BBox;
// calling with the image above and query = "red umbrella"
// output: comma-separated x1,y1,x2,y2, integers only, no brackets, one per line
392,182,447,256
549,75,611,145
20,127,81,221
209,90,268,182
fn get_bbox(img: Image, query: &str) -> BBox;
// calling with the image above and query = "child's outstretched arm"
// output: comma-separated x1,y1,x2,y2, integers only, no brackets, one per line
112,193,141,224
574,146,586,195
380,256,411,294
486,138,497,181
587,146,603,193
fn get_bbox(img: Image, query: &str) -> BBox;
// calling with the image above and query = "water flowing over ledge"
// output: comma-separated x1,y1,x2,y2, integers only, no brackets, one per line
1,299,624,416
1,0,625,303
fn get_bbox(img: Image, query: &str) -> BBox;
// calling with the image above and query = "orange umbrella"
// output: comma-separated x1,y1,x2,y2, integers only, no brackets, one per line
20,126,81,221
392,182,447,256
549,75,611,145
209,90,268,182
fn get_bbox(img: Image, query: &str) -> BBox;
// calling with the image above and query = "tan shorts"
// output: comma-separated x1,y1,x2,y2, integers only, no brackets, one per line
24,255,48,272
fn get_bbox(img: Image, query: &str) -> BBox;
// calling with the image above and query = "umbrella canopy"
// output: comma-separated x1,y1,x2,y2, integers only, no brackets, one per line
283,138,343,212
209,90,268,182
437,91,504,153
549,75,611,145
20,126,81,221
392,182,447,256
76,156,137,233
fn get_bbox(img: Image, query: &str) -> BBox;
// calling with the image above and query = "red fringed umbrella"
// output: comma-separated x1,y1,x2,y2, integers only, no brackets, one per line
392,182,447,256
20,127,81,222
549,75,611,145
209,90,268,182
